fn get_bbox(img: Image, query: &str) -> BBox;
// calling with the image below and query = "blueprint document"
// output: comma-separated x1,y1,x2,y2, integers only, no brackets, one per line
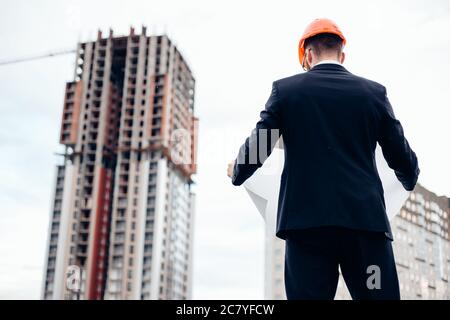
243,145,409,234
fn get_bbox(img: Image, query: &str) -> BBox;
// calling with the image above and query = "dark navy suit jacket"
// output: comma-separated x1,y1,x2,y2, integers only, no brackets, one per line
231,64,419,240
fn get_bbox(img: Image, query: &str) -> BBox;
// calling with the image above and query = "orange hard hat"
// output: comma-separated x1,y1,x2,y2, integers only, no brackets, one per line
298,18,347,67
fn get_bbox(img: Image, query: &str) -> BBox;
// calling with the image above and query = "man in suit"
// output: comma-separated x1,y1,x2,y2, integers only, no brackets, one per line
227,18,419,300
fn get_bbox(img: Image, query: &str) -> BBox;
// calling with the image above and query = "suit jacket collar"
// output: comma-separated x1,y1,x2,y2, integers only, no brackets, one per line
309,63,350,73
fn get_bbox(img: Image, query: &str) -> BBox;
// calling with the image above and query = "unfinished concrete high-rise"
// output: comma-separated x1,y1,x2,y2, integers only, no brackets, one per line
42,27,198,300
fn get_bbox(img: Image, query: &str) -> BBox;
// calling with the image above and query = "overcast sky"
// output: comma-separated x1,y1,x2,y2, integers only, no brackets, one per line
0,0,449,299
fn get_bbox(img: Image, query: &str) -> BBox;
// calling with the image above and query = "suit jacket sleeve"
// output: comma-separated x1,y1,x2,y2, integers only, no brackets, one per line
378,87,420,191
231,81,282,186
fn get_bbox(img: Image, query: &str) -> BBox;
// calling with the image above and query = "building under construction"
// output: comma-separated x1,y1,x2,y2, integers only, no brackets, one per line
42,27,198,300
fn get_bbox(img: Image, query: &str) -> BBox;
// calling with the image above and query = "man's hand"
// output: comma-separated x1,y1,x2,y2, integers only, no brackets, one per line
227,160,235,179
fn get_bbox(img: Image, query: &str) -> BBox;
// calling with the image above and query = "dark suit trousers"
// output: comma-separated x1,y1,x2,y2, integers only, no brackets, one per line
284,226,400,300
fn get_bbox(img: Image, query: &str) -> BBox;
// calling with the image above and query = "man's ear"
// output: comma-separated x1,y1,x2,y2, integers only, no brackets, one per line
307,49,313,67
340,52,346,64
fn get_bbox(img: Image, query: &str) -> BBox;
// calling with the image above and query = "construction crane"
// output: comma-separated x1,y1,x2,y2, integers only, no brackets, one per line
0,48,76,66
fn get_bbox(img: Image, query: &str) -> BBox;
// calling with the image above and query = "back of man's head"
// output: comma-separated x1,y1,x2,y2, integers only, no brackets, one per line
304,33,343,60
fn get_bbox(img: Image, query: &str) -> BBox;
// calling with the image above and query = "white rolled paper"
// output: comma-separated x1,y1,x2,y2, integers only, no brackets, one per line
243,145,409,235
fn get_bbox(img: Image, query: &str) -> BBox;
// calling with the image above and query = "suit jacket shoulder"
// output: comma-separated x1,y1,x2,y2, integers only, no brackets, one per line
273,72,309,94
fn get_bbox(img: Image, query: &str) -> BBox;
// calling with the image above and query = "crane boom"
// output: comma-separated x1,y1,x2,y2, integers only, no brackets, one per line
0,49,76,66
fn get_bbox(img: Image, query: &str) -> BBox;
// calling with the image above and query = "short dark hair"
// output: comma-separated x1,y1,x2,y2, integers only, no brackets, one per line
304,33,343,58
